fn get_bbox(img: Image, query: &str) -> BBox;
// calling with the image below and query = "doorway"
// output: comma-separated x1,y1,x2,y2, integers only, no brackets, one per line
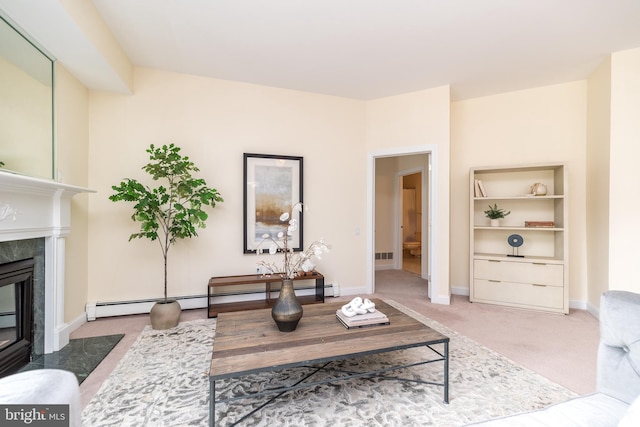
400,172,423,276
368,147,436,299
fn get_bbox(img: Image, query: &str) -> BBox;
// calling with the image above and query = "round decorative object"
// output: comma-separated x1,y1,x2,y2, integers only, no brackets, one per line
508,234,524,248
531,183,548,196
150,300,181,330
272,279,303,332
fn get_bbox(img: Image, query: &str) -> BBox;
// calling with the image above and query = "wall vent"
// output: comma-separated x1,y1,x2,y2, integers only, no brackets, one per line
375,252,393,260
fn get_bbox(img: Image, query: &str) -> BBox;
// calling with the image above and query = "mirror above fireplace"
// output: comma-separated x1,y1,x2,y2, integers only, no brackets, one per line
0,13,54,180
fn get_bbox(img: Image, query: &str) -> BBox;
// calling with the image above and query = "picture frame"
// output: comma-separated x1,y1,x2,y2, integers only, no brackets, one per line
243,153,304,254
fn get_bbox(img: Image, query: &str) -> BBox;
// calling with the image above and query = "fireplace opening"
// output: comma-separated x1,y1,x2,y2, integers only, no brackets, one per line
0,258,34,378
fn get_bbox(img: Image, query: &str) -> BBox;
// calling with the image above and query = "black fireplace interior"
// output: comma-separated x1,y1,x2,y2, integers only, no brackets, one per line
0,258,34,378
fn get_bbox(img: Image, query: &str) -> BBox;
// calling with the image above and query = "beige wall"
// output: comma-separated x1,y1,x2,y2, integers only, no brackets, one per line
451,82,588,302
54,63,90,322
586,58,612,307
52,43,639,312
374,157,397,257
608,48,640,294
88,67,366,303
366,86,450,303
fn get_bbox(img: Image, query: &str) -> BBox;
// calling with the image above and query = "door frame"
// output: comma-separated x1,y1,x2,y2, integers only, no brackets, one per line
367,145,439,300
396,166,428,280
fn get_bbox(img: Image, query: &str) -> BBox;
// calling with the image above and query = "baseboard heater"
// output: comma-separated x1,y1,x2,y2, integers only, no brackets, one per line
86,283,337,320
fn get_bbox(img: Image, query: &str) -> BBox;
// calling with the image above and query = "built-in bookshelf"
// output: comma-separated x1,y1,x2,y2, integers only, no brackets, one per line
469,163,569,314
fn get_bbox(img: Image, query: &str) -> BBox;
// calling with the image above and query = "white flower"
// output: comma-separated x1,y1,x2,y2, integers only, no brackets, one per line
301,259,315,272
255,202,331,279
268,242,278,255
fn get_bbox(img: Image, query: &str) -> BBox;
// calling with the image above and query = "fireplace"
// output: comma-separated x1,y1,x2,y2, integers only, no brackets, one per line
0,170,91,370
0,258,34,377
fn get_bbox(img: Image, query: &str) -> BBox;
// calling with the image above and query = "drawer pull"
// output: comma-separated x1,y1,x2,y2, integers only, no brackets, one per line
532,263,547,266
532,284,547,287
488,260,500,263
489,280,501,283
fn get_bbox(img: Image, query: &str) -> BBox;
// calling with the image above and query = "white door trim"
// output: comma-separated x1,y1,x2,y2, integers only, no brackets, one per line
367,145,439,301
395,166,426,276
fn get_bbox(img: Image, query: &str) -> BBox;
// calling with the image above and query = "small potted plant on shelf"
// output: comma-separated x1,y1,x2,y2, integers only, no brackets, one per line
110,143,223,329
484,204,510,227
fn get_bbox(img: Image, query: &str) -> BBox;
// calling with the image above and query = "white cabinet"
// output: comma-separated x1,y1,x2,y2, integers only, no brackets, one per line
469,164,568,314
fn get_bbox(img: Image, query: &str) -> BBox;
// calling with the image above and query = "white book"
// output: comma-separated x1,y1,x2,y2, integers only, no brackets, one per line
478,180,487,197
336,309,389,327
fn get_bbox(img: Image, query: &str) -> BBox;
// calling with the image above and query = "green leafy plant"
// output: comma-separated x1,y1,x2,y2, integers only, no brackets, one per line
484,204,510,220
110,143,223,302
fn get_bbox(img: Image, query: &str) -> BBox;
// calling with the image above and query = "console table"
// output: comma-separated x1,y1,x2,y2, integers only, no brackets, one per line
207,272,324,317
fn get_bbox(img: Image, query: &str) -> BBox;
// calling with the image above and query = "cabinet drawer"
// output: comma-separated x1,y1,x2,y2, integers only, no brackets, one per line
473,279,564,309
474,259,563,286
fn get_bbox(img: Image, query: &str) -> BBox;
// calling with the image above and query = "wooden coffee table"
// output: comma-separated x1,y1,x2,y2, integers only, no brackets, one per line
209,299,449,426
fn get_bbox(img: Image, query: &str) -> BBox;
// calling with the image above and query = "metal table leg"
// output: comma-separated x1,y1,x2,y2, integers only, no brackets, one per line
209,379,215,427
444,340,449,403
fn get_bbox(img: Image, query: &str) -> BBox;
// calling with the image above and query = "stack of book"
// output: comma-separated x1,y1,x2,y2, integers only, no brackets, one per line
336,309,390,329
525,221,555,228
474,179,487,197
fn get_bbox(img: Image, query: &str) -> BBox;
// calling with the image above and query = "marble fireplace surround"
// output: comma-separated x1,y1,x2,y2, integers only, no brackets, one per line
0,170,91,354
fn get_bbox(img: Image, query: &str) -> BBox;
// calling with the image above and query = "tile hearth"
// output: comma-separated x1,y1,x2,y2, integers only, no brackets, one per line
20,334,124,384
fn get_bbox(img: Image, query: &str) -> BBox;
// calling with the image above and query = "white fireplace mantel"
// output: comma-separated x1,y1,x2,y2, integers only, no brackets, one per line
0,170,93,353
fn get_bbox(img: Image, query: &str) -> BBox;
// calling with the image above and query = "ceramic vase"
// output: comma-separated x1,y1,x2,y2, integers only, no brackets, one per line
272,279,303,332
150,300,181,330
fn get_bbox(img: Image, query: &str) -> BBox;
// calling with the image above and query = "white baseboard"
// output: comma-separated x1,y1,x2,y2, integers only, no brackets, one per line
86,284,338,319
52,312,87,352
338,286,369,297
375,262,395,271
451,286,470,296
585,300,600,319
430,294,451,305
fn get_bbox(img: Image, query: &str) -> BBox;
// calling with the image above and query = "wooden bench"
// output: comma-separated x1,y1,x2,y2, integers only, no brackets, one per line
207,272,324,317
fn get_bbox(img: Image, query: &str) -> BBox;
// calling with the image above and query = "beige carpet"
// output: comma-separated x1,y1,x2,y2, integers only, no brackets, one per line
81,300,577,427
371,270,600,394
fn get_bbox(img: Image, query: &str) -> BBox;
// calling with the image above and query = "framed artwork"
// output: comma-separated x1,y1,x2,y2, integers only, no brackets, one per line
243,153,303,254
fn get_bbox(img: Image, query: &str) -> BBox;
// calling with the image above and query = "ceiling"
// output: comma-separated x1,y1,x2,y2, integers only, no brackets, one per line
8,1,640,100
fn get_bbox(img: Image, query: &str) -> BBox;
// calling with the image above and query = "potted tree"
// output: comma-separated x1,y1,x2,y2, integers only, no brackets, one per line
110,143,223,329
484,204,510,227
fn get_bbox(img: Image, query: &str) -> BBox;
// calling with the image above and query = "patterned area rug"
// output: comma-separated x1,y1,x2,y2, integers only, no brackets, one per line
82,301,577,426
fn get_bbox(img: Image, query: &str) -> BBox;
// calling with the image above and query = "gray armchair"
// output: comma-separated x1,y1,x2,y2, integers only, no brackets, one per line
470,290,640,426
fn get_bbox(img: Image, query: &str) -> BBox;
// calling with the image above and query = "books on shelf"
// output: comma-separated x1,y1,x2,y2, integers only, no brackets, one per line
474,179,487,197
336,309,390,329
525,221,555,228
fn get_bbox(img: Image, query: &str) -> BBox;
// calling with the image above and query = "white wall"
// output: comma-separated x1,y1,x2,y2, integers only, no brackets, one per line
88,67,366,303
608,48,640,294
451,82,588,302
